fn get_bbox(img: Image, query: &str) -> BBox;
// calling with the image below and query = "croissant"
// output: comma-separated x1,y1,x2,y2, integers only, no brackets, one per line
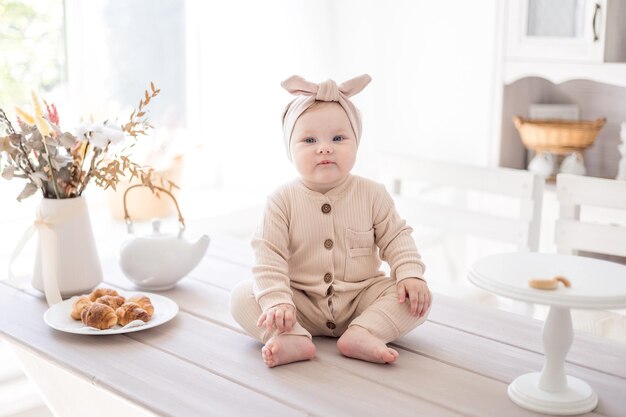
89,287,119,302
116,302,150,326
95,295,126,309
71,296,93,320
126,295,154,318
81,303,118,330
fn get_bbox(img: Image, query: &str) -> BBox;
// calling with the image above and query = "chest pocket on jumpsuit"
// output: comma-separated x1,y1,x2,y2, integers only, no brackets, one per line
343,228,377,282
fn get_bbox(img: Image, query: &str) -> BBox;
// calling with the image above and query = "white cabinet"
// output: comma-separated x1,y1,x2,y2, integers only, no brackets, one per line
492,1,626,181
506,0,626,63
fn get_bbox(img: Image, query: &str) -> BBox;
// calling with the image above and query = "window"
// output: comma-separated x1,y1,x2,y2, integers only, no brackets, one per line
0,0,66,112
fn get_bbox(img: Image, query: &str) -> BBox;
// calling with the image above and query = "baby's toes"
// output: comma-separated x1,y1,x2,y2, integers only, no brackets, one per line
381,347,398,363
261,347,274,366
262,346,272,360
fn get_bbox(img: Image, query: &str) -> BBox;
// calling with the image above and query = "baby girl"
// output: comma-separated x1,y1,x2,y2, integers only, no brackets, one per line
230,74,431,367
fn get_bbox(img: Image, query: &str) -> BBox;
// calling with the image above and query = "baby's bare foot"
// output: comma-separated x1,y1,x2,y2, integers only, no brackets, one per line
337,326,399,364
262,334,316,368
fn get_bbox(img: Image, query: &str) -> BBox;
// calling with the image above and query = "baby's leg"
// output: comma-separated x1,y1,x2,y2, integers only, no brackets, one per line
230,280,316,367
337,280,430,364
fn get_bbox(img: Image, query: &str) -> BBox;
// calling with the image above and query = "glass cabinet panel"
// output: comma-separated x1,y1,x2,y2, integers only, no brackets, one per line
527,0,586,38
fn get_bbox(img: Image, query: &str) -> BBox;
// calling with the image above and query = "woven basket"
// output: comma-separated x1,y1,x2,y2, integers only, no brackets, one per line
513,116,606,154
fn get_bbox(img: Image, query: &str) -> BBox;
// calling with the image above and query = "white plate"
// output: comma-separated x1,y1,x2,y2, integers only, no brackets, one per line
43,291,179,335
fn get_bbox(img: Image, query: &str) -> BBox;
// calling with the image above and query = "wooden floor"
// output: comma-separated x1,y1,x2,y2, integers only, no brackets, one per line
1,235,626,417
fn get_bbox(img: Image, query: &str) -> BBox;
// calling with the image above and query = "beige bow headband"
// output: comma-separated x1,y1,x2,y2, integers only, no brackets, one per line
281,74,372,161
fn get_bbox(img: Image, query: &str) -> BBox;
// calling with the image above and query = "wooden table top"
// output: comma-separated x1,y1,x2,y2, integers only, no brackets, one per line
1,235,625,417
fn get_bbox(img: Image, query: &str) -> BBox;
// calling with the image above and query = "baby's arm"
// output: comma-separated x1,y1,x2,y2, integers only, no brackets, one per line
373,184,426,282
257,303,296,332
397,278,431,317
251,197,296,321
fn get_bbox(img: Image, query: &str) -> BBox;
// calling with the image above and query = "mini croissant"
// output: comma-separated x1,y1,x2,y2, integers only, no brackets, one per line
95,295,126,310
71,296,93,320
116,302,150,326
126,295,154,318
528,275,571,290
89,287,119,302
81,303,118,330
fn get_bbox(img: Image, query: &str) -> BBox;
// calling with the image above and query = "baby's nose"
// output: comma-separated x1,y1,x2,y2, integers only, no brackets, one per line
317,144,333,154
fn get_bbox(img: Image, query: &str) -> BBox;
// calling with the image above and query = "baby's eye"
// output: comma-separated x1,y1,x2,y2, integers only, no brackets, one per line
333,136,344,142
304,138,316,144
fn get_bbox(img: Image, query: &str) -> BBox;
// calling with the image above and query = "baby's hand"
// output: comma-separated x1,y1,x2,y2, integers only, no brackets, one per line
397,278,431,317
257,303,296,333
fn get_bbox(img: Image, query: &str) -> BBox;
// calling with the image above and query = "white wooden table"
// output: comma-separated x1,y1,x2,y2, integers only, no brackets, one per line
1,236,625,417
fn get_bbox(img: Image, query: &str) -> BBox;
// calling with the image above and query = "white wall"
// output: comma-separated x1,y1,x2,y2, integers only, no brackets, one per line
329,0,500,170
187,0,500,191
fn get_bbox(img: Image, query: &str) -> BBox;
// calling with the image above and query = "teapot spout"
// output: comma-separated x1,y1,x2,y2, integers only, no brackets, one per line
176,234,210,279
192,235,211,257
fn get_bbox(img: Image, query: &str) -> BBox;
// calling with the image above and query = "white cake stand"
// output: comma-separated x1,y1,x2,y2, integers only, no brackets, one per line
468,252,626,415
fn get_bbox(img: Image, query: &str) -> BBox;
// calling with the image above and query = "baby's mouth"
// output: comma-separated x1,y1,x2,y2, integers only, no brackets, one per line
318,160,335,165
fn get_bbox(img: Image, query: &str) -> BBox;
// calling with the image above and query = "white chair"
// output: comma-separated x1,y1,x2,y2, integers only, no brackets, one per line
555,174,626,342
555,174,626,257
380,154,544,310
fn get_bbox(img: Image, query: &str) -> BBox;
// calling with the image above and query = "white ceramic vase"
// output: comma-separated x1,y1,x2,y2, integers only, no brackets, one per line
32,196,103,299
528,152,555,178
559,152,586,176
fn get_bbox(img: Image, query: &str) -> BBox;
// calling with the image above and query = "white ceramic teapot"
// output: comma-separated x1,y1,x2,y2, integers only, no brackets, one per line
119,185,210,290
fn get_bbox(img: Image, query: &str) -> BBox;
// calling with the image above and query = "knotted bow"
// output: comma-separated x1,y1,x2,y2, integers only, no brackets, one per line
281,75,370,101
281,74,371,160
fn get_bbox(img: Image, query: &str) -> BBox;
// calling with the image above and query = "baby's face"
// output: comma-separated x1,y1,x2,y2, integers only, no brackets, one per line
290,102,357,194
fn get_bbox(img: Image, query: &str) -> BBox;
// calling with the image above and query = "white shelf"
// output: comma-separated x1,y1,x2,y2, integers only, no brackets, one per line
504,61,626,88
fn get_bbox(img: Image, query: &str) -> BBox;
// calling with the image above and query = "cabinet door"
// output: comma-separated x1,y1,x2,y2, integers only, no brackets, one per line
506,0,608,62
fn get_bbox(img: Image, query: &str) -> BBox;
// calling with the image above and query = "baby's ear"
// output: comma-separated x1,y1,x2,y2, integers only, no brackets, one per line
339,74,372,98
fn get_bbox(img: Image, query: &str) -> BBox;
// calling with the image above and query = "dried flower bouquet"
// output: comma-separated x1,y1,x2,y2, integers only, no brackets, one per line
0,82,176,201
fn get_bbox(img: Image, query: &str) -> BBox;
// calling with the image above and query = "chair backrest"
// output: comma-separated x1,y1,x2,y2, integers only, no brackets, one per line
555,174,626,257
380,154,544,252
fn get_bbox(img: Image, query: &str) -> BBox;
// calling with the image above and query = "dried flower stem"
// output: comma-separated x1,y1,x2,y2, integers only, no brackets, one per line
0,109,16,134
17,141,35,175
77,142,90,181
41,137,61,199
80,140,111,196
79,147,99,195
122,82,160,138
